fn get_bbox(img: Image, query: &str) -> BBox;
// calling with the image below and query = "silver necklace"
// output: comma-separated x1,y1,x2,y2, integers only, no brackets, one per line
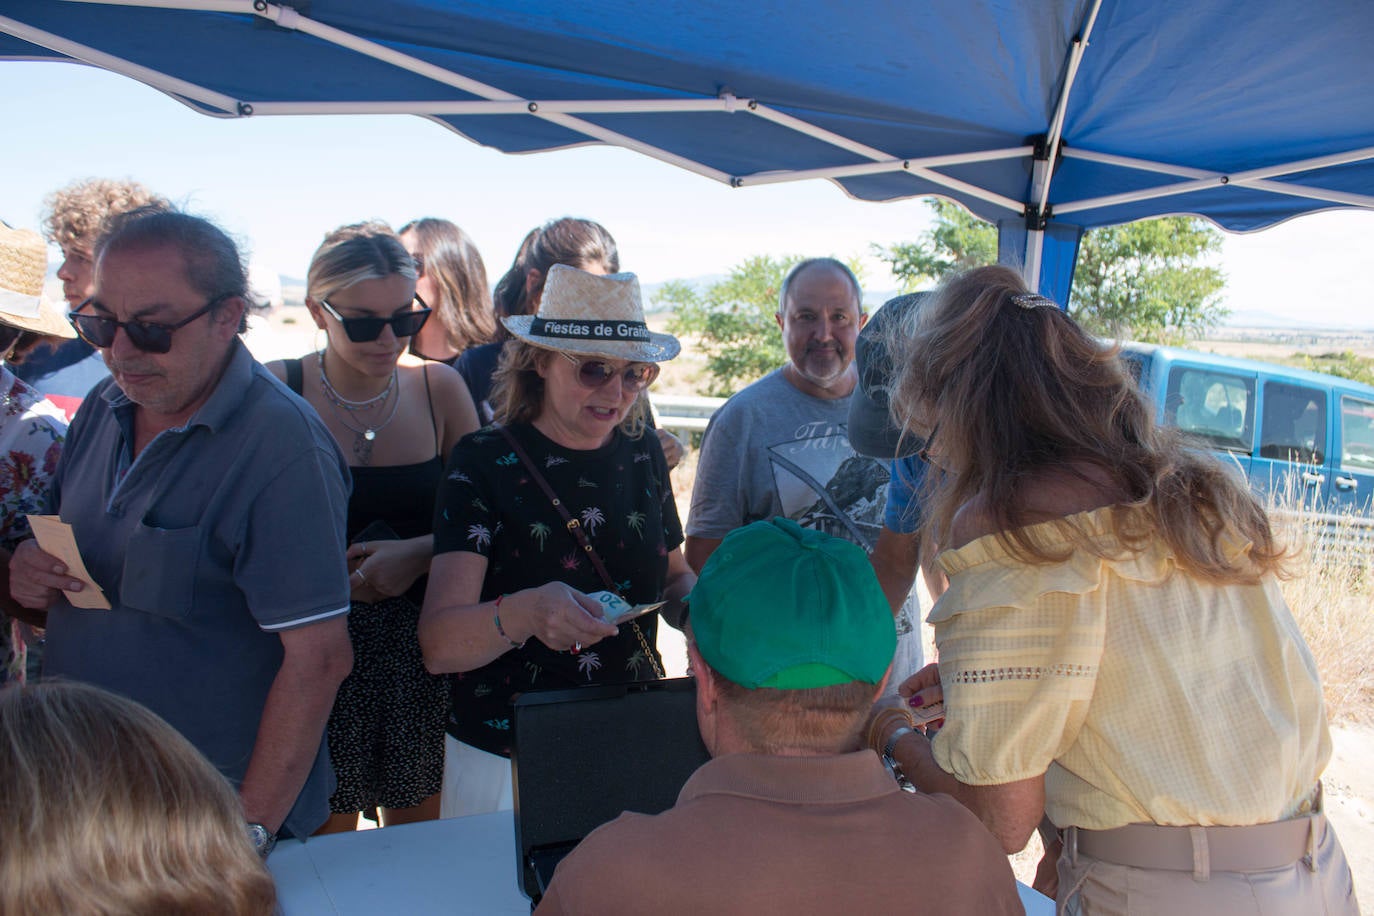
317,349,396,411
316,351,402,465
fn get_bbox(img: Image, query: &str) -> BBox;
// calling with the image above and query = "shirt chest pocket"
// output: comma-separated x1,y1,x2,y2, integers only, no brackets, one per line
121,522,201,619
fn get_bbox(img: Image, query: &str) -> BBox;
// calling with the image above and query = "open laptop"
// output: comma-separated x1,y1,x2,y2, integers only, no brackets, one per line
511,677,710,903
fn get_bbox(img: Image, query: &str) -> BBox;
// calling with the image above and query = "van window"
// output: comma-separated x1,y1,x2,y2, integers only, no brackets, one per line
1260,382,1326,465
1341,396,1374,471
1165,367,1253,451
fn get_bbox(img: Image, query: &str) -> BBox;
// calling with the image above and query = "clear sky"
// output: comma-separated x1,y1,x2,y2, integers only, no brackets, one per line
3,61,1371,327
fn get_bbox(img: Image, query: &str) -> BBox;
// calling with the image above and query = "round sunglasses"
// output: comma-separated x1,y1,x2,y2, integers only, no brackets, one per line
559,352,660,392
319,295,431,343
68,293,232,354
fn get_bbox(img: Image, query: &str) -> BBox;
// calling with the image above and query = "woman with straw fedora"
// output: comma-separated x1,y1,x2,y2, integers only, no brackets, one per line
421,264,695,817
0,221,71,685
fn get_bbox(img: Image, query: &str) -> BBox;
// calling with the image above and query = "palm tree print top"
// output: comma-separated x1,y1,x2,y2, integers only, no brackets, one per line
433,422,682,757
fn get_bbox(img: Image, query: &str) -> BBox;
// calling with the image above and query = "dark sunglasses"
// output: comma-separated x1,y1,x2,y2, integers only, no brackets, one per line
68,293,231,354
319,295,431,343
559,352,660,392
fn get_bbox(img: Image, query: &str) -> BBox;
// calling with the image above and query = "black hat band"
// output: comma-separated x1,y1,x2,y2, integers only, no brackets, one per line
528,317,651,342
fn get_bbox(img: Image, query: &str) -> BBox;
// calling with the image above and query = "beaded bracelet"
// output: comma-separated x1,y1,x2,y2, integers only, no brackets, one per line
493,595,526,650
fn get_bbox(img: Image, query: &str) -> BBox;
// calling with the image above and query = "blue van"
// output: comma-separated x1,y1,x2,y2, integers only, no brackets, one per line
1121,343,1374,525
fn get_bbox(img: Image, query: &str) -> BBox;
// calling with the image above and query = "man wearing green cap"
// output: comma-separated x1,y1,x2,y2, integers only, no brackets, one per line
535,518,1021,915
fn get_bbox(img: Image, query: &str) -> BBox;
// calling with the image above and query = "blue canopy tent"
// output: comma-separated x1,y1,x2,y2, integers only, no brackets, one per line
4,0,1373,305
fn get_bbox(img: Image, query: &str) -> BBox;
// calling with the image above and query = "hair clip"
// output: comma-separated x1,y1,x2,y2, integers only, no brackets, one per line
1011,292,1058,310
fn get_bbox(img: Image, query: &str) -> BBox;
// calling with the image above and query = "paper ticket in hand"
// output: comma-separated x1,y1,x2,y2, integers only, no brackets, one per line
587,590,665,625
910,700,945,727
25,515,111,610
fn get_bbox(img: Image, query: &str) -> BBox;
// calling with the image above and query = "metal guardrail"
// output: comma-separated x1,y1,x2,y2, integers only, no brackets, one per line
1271,509,1374,557
650,393,726,435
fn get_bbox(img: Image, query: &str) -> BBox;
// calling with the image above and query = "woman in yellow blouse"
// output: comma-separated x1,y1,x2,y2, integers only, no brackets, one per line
868,265,1357,915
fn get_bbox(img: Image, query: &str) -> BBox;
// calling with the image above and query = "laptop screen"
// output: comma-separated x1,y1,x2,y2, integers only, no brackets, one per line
511,677,710,901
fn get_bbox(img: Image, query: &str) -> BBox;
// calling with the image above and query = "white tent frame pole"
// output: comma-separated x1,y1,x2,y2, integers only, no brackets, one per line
36,0,1029,209
245,99,734,116
247,2,738,182
740,107,1020,211
1032,0,1104,216
739,147,1030,209
0,15,240,112
1023,229,1045,287
49,0,736,182
1057,144,1374,214
1021,0,1103,289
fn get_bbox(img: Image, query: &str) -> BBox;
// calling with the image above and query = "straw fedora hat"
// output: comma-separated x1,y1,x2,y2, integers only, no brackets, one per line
502,263,680,362
0,222,76,339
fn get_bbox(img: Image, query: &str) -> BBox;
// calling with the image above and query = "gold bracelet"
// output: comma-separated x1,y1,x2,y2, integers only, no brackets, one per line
866,706,915,755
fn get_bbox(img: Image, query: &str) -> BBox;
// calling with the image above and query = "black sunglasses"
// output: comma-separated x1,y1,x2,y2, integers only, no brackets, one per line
559,352,660,392
69,293,231,354
319,295,431,343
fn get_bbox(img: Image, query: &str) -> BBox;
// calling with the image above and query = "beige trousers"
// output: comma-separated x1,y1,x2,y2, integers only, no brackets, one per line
1057,816,1359,916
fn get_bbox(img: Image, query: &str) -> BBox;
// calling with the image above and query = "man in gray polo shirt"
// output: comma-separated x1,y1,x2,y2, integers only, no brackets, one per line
9,209,353,849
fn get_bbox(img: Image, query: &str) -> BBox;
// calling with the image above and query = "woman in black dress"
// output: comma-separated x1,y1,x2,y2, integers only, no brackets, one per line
268,221,479,831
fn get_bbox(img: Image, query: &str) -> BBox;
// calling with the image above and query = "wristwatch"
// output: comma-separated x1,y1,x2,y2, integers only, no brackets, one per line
881,726,919,793
246,822,277,858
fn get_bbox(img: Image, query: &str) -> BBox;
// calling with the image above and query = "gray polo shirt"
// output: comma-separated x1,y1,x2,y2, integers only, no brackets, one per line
43,340,351,838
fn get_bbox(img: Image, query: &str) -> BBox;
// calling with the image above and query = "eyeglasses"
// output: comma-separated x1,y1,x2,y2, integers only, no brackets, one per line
69,293,231,354
559,352,660,392
319,296,431,343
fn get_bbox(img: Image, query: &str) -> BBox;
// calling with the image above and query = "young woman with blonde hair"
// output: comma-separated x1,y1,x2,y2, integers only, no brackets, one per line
268,220,479,831
869,265,1356,914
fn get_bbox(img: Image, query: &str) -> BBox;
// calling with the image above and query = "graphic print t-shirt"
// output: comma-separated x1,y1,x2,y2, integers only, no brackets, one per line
686,369,889,550
433,422,681,756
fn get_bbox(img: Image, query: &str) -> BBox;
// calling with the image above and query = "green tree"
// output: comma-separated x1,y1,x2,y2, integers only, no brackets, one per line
874,201,1228,343
874,199,996,289
660,254,863,396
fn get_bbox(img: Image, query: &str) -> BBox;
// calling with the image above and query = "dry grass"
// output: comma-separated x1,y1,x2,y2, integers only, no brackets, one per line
1271,501,1374,725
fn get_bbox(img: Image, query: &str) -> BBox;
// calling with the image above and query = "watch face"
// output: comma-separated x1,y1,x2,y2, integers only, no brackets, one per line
246,823,274,856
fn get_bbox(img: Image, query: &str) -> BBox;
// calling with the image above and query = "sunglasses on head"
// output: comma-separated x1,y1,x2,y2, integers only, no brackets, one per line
319,295,431,343
69,293,231,354
559,352,660,392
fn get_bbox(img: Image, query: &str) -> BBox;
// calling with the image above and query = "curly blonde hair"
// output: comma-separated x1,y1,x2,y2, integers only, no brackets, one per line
0,682,277,916
888,264,1283,582
42,178,171,253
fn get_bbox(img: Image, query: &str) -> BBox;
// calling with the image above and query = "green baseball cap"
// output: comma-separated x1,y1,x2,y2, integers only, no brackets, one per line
688,518,896,690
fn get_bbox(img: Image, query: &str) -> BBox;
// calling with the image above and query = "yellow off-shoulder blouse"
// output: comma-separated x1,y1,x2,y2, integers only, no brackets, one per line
929,506,1329,831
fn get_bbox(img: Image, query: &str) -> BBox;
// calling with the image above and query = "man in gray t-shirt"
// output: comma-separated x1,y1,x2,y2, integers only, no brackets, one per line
685,259,922,683
687,258,882,569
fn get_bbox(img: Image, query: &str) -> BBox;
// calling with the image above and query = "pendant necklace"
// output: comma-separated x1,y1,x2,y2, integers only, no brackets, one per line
318,350,402,465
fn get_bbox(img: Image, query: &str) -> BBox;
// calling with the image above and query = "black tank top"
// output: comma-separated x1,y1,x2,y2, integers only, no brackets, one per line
284,359,444,603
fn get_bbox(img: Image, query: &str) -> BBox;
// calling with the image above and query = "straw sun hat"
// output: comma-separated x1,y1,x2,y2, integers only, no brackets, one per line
0,222,76,339
502,263,680,362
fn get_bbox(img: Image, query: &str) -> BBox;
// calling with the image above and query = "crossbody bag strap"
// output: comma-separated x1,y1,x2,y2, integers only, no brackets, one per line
494,426,664,678
495,425,617,590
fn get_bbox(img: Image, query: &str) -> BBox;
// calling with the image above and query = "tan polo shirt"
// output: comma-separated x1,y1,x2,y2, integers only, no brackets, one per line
535,750,1022,916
